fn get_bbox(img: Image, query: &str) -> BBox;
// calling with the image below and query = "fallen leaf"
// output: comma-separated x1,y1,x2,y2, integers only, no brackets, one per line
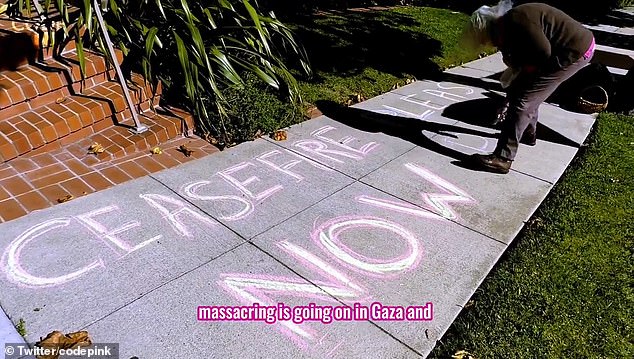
151,147,163,155
55,97,66,104
178,144,194,157
87,143,105,155
452,350,476,359
347,93,366,105
271,130,288,142
203,132,226,148
56,194,73,203
36,330,92,359
254,130,263,139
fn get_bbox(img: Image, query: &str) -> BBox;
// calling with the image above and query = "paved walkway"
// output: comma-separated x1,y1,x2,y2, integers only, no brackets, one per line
0,52,596,358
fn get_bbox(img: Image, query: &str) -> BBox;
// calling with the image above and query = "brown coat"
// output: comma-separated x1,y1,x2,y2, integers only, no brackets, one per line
496,3,594,71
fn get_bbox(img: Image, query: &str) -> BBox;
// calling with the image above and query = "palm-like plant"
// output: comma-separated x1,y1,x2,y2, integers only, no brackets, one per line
7,0,312,141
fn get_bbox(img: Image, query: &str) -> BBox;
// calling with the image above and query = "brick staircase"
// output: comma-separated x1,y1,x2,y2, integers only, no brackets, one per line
0,13,218,222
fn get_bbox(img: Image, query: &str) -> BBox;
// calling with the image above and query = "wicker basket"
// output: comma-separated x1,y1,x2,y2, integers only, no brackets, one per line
576,85,609,114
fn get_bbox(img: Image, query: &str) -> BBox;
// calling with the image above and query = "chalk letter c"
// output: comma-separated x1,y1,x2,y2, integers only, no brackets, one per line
3,219,104,287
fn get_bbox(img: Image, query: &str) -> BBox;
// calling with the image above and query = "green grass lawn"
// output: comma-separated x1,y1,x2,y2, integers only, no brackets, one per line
429,112,634,358
289,6,494,107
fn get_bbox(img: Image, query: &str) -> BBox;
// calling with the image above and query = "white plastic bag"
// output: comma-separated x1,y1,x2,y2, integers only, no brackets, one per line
495,99,510,125
500,66,520,88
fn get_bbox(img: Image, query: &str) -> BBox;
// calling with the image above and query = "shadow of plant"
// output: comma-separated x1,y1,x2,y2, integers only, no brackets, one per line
585,6,634,26
292,9,444,79
411,0,488,14
316,94,582,171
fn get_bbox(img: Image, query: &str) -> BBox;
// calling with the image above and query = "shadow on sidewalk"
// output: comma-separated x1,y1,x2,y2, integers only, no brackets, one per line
591,29,634,50
437,71,505,93
584,7,634,28
316,99,492,172
316,97,582,172
441,97,586,149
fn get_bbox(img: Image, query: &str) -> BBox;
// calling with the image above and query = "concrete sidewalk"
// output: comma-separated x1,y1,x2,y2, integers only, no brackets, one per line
0,52,595,358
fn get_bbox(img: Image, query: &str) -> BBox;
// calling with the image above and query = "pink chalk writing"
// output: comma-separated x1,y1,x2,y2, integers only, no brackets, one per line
2,89,478,355
197,302,433,323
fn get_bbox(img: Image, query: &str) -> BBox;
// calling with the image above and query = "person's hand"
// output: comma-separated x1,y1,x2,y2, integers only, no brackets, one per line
494,99,510,126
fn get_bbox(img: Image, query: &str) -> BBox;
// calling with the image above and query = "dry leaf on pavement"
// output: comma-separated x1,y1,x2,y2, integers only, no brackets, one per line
348,93,366,104
178,144,194,157
151,147,162,155
56,194,73,203
271,130,287,141
87,143,105,155
36,330,91,359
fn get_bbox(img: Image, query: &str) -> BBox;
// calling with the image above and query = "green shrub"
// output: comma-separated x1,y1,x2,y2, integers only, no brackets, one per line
16,318,26,337
221,73,305,144
8,0,311,142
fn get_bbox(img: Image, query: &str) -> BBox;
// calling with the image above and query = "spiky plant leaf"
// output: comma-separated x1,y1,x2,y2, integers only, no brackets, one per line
5,0,311,142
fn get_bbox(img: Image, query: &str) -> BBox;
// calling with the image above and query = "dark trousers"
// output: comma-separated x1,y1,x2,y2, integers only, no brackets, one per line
495,54,593,160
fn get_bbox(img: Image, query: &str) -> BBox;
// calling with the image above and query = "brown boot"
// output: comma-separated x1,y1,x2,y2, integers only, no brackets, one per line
471,153,512,174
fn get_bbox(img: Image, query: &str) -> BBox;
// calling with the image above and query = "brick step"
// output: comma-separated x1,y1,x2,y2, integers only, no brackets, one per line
0,48,124,117
0,74,161,162
0,130,216,223
65,107,195,163
0,10,79,60
83,72,162,121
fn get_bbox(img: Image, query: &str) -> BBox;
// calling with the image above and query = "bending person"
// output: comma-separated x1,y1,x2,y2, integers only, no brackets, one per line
465,2,595,174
